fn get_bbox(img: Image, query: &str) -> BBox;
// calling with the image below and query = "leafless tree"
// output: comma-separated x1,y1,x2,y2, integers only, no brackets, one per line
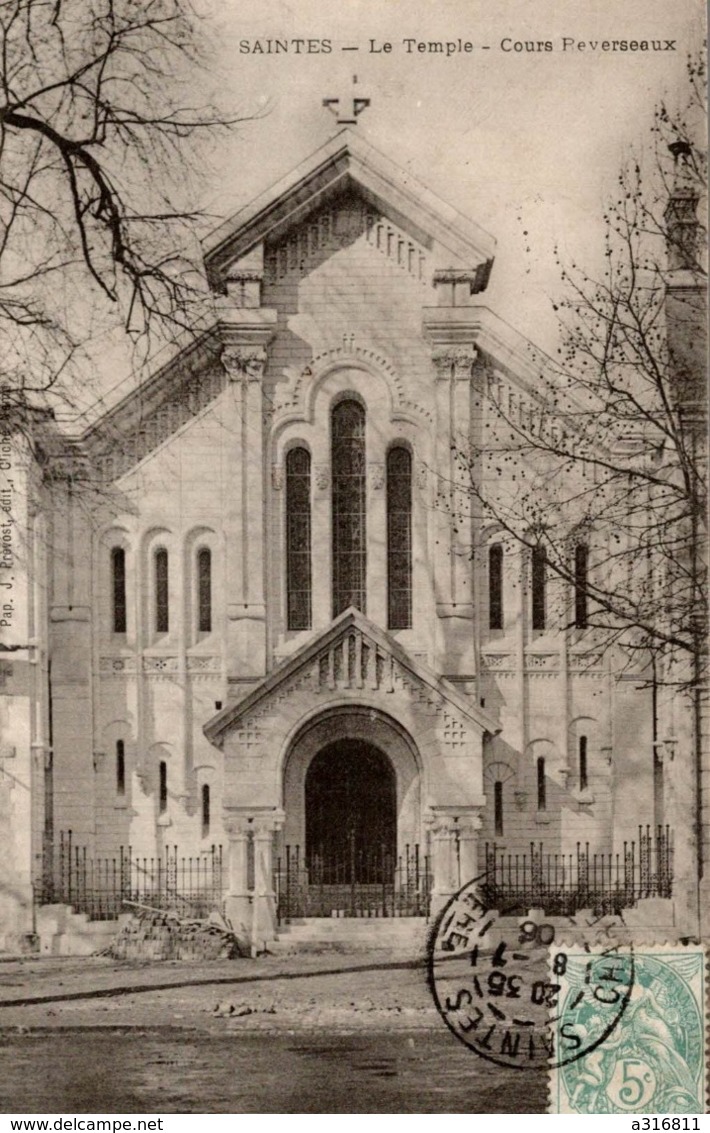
450,49,707,690
0,0,243,418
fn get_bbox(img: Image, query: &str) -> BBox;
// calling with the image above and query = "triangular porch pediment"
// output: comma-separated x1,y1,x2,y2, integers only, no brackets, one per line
203,607,499,744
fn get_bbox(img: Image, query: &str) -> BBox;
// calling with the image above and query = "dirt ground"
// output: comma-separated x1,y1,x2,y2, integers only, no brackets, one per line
0,951,441,1033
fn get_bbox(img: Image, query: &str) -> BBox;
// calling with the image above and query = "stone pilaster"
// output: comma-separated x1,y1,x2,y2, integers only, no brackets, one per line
219,312,276,685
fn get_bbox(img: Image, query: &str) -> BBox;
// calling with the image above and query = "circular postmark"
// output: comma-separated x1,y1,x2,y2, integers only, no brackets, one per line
427,875,635,1070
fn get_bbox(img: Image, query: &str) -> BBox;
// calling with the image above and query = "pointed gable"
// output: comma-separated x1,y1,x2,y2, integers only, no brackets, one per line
203,129,496,294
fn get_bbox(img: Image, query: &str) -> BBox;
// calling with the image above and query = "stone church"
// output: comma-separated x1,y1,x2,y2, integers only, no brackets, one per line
1,108,704,952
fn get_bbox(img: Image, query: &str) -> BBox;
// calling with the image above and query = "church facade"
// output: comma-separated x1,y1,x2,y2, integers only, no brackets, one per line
1,124,703,951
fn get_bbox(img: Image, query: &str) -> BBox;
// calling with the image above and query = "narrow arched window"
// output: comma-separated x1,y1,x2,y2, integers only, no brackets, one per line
531,545,546,630
537,757,546,810
197,548,212,634
159,760,168,814
489,544,503,630
332,400,366,616
574,543,589,628
201,784,210,838
387,447,412,629
116,740,125,797
111,548,126,633
286,448,312,630
494,781,504,837
155,548,169,634
579,736,588,791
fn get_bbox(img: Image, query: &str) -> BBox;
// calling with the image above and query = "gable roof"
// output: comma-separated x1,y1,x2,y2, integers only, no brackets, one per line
204,606,500,744
203,128,496,292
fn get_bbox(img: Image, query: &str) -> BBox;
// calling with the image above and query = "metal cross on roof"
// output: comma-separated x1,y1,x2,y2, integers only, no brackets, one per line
323,75,370,126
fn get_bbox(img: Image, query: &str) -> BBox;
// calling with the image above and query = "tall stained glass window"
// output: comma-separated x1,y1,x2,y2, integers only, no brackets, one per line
574,543,589,628
197,548,212,634
489,544,503,630
531,545,546,630
111,547,126,633
387,447,412,629
332,400,366,616
286,448,312,629
155,548,169,634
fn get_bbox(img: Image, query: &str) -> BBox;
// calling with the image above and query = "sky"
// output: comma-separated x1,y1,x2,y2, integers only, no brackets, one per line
64,0,703,424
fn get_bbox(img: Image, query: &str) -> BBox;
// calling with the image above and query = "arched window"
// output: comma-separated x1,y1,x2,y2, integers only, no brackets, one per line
489,544,504,630
159,761,168,814
116,740,125,797
579,735,588,791
386,447,412,629
494,781,504,836
197,548,212,634
537,757,547,810
286,447,312,630
531,545,546,630
332,400,366,616
111,548,126,634
201,784,210,838
154,549,169,634
574,543,589,628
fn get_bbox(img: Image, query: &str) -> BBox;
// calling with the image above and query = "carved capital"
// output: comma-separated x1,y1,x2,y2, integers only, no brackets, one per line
271,464,284,491
431,347,477,381
221,345,268,382
314,464,330,492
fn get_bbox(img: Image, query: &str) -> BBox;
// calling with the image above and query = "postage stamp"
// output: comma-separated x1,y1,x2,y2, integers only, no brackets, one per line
549,945,707,1114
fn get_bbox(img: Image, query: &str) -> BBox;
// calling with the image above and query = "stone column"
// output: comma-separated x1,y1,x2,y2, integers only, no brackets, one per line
251,811,284,954
428,807,484,917
223,816,251,943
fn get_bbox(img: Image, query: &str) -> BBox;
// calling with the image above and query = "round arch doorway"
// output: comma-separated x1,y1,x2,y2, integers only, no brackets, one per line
305,739,396,885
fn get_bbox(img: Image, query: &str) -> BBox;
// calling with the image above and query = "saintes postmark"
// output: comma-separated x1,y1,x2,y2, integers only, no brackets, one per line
427,875,635,1070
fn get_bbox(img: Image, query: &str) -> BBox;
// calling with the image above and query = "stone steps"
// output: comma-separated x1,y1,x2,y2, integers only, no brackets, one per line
270,916,429,954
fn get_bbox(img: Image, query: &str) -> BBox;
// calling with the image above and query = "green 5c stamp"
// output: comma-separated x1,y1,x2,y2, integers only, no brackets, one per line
551,945,706,1114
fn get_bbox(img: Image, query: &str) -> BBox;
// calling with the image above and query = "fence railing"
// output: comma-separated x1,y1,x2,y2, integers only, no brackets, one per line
274,843,431,921
483,825,673,917
37,832,224,921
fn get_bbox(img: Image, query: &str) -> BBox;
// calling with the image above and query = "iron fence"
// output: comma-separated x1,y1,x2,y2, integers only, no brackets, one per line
483,825,673,917
37,832,224,921
275,843,431,921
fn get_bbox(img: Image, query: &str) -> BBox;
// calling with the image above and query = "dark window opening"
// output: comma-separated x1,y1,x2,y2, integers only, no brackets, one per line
537,757,547,810
116,740,125,797
159,760,168,814
197,548,212,634
387,446,412,629
489,544,504,630
332,400,366,617
286,447,312,629
531,546,546,630
155,549,169,634
579,735,588,791
574,543,589,628
111,548,126,634
494,781,504,836
201,783,210,838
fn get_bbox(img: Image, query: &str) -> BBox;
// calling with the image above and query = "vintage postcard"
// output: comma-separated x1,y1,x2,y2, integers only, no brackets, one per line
0,0,706,1117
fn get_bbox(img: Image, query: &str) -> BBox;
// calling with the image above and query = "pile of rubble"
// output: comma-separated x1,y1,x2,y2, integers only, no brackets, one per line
107,902,247,961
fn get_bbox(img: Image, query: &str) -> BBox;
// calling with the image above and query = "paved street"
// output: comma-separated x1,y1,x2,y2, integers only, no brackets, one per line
0,954,547,1113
